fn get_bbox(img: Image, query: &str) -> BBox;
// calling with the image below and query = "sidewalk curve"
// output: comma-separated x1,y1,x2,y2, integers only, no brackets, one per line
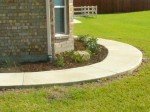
0,39,143,88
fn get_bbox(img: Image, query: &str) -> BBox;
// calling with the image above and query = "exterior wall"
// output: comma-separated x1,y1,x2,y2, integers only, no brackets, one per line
0,0,74,63
54,0,74,54
0,0,48,62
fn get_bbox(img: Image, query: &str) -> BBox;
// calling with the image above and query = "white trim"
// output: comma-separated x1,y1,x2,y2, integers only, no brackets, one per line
55,34,68,37
64,0,67,34
54,6,65,8
46,0,51,56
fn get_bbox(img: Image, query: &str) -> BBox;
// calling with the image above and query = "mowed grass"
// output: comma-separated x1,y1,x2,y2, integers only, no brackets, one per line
0,11,150,112
74,11,150,57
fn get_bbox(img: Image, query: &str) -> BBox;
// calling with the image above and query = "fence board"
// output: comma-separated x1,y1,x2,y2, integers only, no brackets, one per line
74,0,150,14
74,6,97,16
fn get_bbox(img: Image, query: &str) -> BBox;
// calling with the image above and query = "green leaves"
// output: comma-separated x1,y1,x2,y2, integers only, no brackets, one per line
78,35,99,54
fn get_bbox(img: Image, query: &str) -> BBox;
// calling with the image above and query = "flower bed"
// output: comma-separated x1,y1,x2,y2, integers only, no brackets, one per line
0,37,108,73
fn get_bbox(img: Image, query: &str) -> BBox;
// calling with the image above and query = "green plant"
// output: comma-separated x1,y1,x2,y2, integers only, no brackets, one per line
78,35,89,42
55,55,65,67
1,58,18,68
86,37,99,53
71,52,84,63
63,51,74,57
78,35,99,54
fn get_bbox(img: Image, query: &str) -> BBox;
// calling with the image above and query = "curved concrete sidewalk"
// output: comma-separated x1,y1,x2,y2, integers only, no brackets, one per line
0,39,143,87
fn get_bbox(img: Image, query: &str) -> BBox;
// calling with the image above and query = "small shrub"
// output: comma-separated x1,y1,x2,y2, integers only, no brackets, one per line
78,35,99,54
55,55,65,67
78,35,89,42
86,49,92,56
63,51,74,57
71,52,85,63
1,58,18,68
86,37,99,54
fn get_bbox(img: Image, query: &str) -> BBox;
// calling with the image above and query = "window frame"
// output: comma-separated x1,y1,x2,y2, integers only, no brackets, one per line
54,0,67,35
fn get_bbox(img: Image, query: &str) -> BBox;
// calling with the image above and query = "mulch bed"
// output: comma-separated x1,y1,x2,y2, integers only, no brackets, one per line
0,40,108,73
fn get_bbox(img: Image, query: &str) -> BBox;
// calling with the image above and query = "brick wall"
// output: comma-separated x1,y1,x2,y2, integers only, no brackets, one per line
0,0,48,62
0,0,74,63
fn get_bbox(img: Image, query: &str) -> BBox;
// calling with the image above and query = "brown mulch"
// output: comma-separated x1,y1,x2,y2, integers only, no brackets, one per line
0,40,108,73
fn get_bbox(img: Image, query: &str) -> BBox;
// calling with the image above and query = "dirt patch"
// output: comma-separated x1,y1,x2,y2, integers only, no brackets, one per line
0,40,108,73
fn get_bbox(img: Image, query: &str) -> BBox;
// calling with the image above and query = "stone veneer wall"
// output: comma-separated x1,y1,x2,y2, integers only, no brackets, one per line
0,0,48,62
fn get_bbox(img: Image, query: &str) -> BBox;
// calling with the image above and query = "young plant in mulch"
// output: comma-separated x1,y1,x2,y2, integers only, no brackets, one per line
55,35,101,67
78,35,100,54
55,51,87,67
54,55,65,67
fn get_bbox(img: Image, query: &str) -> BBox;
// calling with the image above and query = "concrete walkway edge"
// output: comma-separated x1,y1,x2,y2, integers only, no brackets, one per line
0,39,143,88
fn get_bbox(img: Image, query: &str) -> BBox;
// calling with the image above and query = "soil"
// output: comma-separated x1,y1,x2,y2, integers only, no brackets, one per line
0,40,108,73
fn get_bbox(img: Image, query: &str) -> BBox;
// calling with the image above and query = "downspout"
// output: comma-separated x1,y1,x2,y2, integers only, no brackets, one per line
49,0,56,61
46,0,52,59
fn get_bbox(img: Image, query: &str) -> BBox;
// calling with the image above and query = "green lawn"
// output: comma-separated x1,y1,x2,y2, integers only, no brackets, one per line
74,11,150,57
0,11,150,112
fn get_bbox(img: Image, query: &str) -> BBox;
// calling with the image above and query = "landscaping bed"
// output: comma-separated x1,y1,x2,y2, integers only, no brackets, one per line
0,37,108,73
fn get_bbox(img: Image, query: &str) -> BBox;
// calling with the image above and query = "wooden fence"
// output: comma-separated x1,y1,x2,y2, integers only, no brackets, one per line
74,6,98,16
74,0,150,14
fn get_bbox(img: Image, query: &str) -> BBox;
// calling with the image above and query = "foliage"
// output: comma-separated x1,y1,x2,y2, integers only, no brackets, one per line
78,35,99,54
55,55,65,67
78,35,89,42
71,52,85,63
0,58,18,68
63,51,74,58
86,37,99,53
55,50,90,66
